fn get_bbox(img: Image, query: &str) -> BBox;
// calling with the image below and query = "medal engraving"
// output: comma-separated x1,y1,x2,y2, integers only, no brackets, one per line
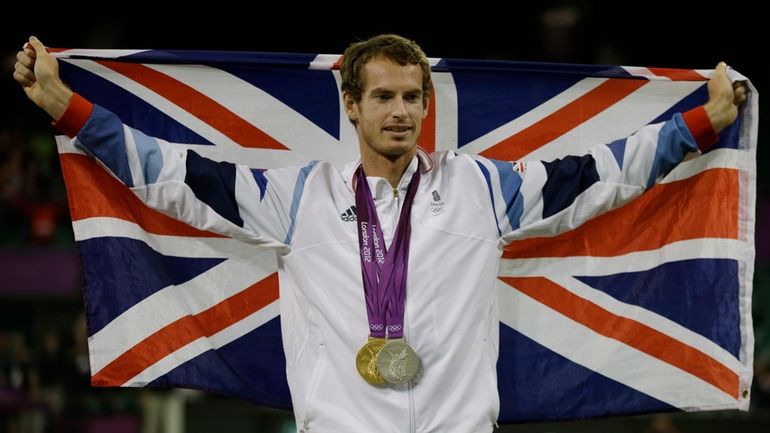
356,338,386,385
376,339,420,384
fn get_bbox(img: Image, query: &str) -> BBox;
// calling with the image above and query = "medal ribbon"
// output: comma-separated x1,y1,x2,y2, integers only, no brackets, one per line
355,166,420,339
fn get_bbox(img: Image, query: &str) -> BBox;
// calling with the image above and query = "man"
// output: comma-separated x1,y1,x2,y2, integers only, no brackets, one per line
14,34,746,432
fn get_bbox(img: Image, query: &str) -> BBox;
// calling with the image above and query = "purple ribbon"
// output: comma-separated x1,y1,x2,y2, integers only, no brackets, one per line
355,166,420,339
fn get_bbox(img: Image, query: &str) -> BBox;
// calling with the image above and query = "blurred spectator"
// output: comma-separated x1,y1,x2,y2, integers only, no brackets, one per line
140,388,200,433
3,333,33,391
35,332,65,428
0,127,68,246
644,414,682,433
0,332,44,433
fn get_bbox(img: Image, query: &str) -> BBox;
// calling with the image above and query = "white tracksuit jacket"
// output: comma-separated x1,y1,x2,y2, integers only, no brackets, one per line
58,93,716,433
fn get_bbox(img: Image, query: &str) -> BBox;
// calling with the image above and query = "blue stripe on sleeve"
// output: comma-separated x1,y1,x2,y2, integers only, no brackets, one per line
250,169,268,201
646,113,698,188
475,161,502,237
184,150,243,227
490,159,524,232
76,105,134,187
284,161,318,244
129,128,163,184
541,154,599,219
606,137,627,170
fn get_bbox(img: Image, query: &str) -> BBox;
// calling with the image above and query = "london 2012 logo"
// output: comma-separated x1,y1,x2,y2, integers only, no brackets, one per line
431,190,445,216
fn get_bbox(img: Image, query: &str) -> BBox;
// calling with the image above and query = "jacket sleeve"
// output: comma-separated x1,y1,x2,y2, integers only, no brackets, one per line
471,107,719,244
55,93,313,248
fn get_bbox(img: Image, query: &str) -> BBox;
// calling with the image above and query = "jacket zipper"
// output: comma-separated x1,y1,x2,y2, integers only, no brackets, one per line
392,182,415,432
405,291,416,433
390,173,416,432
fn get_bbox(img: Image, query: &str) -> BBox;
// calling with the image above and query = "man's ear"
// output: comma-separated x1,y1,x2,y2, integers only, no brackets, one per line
343,92,358,123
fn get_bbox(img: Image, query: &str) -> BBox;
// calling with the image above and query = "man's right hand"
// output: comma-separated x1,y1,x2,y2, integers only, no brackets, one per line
13,36,73,120
703,62,748,134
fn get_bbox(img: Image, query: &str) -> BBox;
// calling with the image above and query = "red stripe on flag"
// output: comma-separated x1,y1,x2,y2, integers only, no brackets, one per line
92,273,279,386
96,60,288,150
648,68,705,81
331,56,344,70
480,78,647,161
59,153,223,238
417,92,436,153
501,276,739,398
503,168,739,259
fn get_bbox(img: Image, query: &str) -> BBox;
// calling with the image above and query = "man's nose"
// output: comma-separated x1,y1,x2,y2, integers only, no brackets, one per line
392,96,408,118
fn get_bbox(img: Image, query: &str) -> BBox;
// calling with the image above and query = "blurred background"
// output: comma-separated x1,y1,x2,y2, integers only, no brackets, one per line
1,7,767,433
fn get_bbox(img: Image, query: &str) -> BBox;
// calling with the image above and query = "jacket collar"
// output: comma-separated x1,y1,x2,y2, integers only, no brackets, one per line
343,146,433,193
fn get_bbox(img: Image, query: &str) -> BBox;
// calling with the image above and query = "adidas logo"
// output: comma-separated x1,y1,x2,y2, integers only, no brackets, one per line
340,205,357,222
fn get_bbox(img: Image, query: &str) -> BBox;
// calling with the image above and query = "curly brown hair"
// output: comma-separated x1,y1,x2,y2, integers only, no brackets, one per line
340,34,431,104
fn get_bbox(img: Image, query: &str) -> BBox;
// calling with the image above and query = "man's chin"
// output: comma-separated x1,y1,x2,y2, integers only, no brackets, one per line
381,143,417,158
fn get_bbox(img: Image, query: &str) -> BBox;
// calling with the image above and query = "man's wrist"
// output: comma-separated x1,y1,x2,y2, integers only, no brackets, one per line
43,80,74,121
682,106,719,152
703,99,733,134
51,92,93,138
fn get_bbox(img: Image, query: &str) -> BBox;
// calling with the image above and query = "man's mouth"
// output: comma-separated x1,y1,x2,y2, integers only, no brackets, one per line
383,125,412,136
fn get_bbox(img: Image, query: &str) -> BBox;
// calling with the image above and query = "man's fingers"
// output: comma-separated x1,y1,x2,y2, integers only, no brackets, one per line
733,81,748,105
27,36,47,58
714,63,748,106
23,41,37,59
16,50,35,69
715,61,728,76
14,61,35,84
13,69,34,87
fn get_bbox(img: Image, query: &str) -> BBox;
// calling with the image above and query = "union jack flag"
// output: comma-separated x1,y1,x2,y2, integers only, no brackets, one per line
52,49,757,422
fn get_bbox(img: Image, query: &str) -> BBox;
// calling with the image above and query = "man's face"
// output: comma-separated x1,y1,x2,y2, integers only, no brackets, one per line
344,57,428,159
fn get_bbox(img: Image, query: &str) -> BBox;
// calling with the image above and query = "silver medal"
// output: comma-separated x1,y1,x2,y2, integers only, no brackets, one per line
376,339,420,384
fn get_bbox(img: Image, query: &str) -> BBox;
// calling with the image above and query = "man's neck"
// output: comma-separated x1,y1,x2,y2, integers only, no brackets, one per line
360,147,417,189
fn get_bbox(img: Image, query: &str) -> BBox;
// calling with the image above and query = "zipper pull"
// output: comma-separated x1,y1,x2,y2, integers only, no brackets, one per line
392,188,399,198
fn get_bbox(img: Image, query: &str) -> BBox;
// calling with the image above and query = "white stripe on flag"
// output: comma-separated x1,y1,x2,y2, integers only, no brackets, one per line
458,77,609,156
660,148,746,184
52,49,148,58
621,66,711,81
498,238,747,276
550,275,744,374
621,66,666,80
520,80,702,162
309,54,340,70
145,63,341,155
497,282,738,409
72,217,258,260
60,59,247,151
123,301,280,386
56,136,86,155
60,59,344,168
433,71,459,152
88,252,277,374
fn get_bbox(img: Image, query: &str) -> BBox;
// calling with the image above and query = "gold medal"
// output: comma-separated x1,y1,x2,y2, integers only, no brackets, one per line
356,337,386,385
